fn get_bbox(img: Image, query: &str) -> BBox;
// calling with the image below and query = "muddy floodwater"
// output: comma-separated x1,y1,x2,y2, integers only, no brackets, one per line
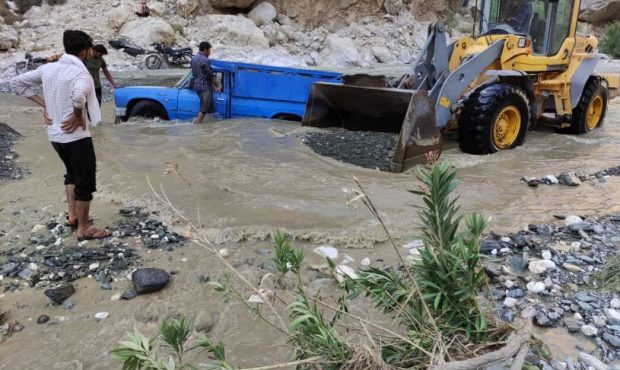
1,93,620,368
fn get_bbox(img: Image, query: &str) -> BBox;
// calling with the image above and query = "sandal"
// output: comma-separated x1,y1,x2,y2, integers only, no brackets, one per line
64,216,78,228
77,228,112,241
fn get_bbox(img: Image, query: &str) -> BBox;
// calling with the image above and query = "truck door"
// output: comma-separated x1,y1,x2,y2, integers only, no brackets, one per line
213,71,230,119
177,79,199,121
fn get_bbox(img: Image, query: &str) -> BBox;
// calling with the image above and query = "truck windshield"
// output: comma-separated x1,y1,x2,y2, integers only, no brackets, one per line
174,71,192,88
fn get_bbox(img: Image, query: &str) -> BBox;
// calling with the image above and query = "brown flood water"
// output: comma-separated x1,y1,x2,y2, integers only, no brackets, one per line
0,95,620,368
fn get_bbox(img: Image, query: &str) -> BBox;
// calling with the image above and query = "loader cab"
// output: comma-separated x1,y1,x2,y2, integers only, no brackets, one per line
480,0,576,55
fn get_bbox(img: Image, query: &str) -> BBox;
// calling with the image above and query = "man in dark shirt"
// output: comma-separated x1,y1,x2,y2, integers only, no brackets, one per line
501,0,532,33
84,44,117,105
191,41,215,123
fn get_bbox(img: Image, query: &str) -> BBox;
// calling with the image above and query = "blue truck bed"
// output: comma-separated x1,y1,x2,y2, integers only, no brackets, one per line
114,60,343,122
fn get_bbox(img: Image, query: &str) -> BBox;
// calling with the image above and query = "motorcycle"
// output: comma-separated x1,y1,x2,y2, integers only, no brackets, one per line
15,53,49,75
145,43,193,70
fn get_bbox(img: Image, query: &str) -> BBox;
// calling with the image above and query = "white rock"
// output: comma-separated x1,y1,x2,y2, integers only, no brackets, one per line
542,250,552,260
611,298,620,309
501,237,511,243
111,294,122,302
29,263,39,271
580,0,620,23
218,248,230,258
605,308,620,325
526,281,545,294
320,35,361,68
571,241,582,252
574,312,584,320
565,215,583,226
504,280,516,289
248,2,277,26
119,18,176,48
106,7,132,30
313,246,338,260
544,175,559,184
383,0,403,15
371,46,395,63
188,15,269,49
150,234,160,239
248,288,272,304
88,263,99,271
336,265,359,280
544,277,553,289
95,312,109,320
504,297,519,308
340,254,355,265
581,324,599,337
360,258,371,266
528,260,557,274
31,224,46,234
402,240,424,249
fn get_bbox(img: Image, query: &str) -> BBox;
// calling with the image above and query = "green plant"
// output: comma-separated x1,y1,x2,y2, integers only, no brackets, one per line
272,229,305,277
601,22,620,58
591,254,620,291
411,161,489,339
111,317,231,370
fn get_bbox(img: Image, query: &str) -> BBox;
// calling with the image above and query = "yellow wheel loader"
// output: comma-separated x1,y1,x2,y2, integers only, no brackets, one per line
302,0,619,172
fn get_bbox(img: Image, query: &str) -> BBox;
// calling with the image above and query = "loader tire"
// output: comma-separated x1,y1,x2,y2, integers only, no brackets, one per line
560,78,607,134
458,83,529,154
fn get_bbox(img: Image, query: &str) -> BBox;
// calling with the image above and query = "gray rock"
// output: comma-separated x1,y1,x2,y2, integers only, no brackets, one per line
605,308,620,325
504,297,519,308
578,352,609,370
193,311,214,333
44,284,76,305
529,260,556,274
537,224,554,236
18,268,35,281
2,262,17,274
507,288,525,299
593,315,607,327
121,289,138,300
576,292,596,302
383,0,403,15
132,268,170,294
480,239,501,254
603,333,620,348
593,224,605,234
527,281,545,294
500,309,515,323
248,2,277,26
508,255,528,272
535,311,552,327
37,315,49,324
579,301,594,312
569,222,594,232
559,172,579,186
63,301,76,309
611,298,620,309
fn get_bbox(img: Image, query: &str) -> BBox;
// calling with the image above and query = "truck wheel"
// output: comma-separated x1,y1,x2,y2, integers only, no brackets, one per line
129,100,168,120
560,78,607,134
458,83,529,154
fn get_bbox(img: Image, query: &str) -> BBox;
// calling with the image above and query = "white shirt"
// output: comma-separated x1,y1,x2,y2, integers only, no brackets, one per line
10,54,100,143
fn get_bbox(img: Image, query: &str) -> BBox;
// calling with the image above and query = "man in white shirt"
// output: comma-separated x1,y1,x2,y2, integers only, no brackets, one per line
10,30,111,241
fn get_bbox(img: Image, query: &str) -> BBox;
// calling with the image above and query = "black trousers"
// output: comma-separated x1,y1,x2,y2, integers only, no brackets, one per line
95,86,102,106
51,137,97,201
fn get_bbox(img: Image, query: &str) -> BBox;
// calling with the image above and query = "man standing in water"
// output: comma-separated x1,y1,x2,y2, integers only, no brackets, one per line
10,30,111,241
191,41,215,123
85,44,118,106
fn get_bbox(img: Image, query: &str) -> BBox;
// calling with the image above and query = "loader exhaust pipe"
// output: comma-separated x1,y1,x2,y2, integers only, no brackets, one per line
302,81,441,172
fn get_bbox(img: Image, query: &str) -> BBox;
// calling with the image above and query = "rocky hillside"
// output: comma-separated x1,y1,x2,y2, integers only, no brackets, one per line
0,0,618,83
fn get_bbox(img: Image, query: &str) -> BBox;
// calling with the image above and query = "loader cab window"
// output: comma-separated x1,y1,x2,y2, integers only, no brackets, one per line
482,0,534,35
549,0,573,55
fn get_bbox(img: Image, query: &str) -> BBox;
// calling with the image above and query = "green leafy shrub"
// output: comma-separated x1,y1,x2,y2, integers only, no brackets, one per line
601,22,620,58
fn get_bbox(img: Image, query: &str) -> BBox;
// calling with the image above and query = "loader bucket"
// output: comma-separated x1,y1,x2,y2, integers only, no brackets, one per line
302,82,441,172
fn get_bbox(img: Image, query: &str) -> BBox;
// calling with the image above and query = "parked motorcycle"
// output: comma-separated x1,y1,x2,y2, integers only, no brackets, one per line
15,53,48,75
145,43,193,70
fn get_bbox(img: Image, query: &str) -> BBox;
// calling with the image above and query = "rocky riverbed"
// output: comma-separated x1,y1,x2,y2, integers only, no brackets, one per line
0,122,23,181
477,215,620,367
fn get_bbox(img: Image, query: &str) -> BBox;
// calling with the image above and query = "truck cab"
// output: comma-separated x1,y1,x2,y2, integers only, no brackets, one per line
114,60,343,123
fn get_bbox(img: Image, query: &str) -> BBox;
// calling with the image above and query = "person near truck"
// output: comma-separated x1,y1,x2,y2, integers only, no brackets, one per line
191,41,215,123
85,44,118,105
10,30,111,241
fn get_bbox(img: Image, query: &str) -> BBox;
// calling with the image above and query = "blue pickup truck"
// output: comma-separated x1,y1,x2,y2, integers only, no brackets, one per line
114,60,343,122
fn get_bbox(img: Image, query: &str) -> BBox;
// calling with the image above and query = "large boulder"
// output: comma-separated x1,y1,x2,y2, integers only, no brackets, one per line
384,0,403,15
580,0,620,23
209,0,255,9
320,34,361,67
187,15,269,49
0,25,19,51
119,18,176,47
248,2,277,26
106,7,133,31
176,0,199,17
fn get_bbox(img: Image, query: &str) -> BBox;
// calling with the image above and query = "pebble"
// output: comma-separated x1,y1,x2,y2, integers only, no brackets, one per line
88,263,99,271
544,175,559,184
527,281,545,294
95,312,109,320
542,250,552,260
579,352,609,370
44,284,76,305
500,309,515,323
593,315,607,327
581,324,599,337
563,263,585,273
504,280,516,289
528,260,556,274
31,224,47,234
63,301,75,309
121,289,138,300
507,288,525,299
111,293,122,302
611,298,620,309
360,258,370,266
218,248,230,258
576,292,595,303
504,297,519,308
36,315,50,324
602,333,620,348
313,245,338,260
